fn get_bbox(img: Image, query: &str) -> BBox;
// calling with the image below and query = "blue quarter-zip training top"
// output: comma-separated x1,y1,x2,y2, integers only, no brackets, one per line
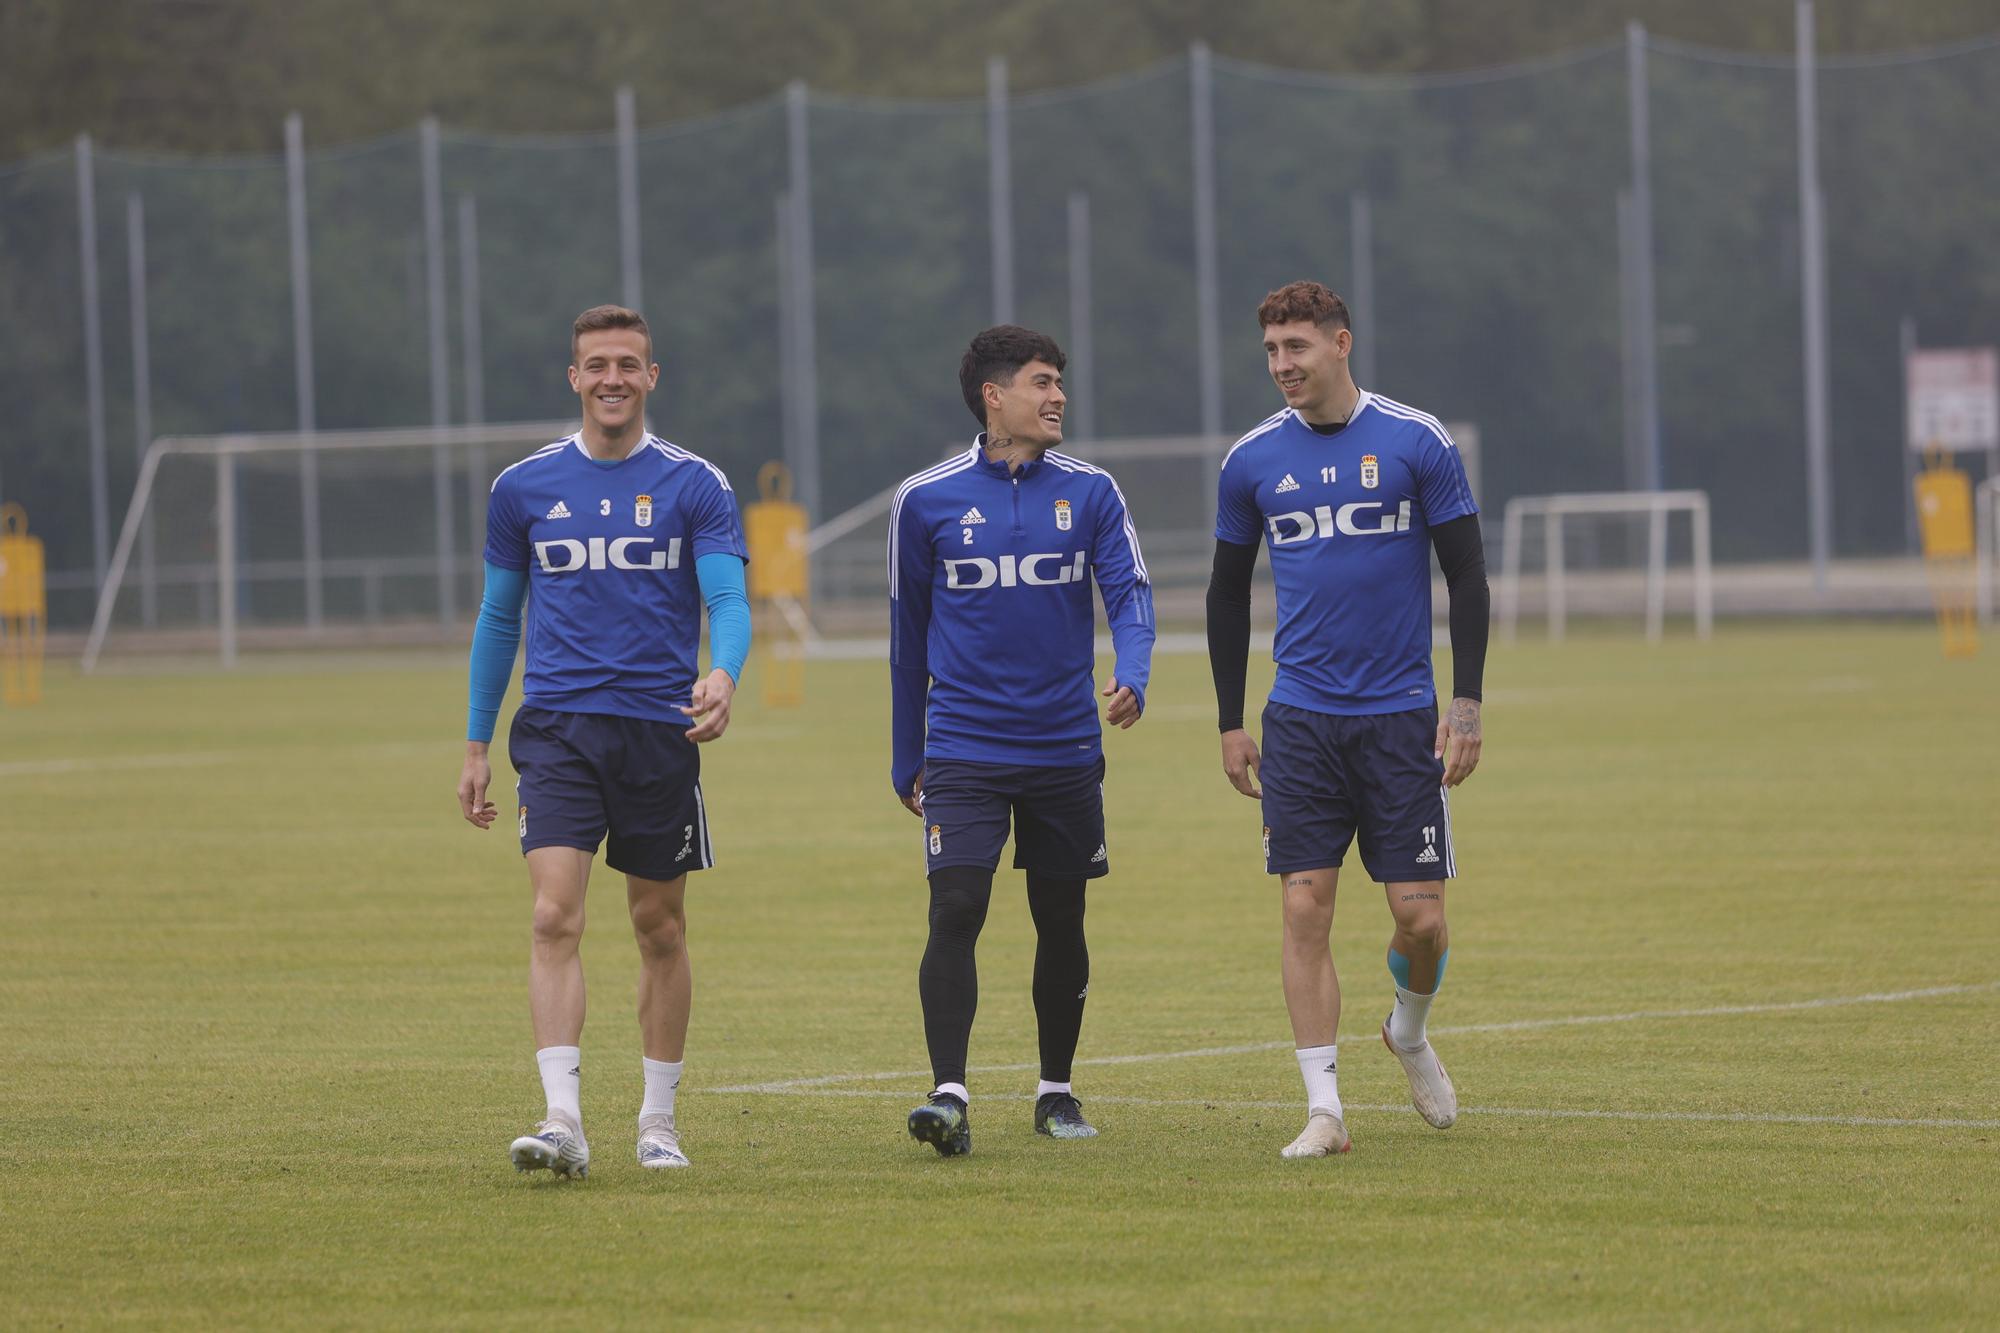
888,437,1156,797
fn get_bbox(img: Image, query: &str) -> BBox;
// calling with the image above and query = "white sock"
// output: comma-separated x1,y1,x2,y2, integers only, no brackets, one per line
1388,985,1435,1052
640,1057,682,1121
1037,1080,1073,1099
934,1081,970,1106
536,1045,582,1124
1295,1044,1341,1119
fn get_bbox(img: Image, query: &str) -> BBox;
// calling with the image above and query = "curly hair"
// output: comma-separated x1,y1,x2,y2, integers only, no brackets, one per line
1256,281,1350,333
958,325,1067,428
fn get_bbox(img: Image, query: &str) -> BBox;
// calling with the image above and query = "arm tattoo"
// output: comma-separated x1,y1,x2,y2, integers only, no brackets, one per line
1448,697,1481,739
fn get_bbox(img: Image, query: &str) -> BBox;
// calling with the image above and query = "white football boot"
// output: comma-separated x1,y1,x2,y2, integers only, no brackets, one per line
636,1114,691,1169
1279,1111,1352,1158
1382,1021,1458,1129
510,1111,590,1178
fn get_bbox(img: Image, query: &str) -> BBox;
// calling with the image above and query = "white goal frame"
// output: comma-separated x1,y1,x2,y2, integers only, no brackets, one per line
81,420,577,673
1498,490,1713,643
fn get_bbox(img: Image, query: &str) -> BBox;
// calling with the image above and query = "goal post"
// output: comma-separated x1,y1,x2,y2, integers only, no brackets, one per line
1498,490,1713,643
82,420,577,672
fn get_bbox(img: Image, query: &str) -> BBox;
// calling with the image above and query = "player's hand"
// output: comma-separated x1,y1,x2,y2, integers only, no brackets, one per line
1102,676,1141,729
1220,728,1262,799
458,743,497,829
899,767,925,818
682,668,737,742
1436,696,1482,787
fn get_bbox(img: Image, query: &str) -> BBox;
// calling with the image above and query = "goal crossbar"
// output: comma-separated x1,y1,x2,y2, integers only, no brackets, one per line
82,420,578,673
1499,489,1713,643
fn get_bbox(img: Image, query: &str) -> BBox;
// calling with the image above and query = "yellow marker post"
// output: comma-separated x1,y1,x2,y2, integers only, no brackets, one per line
0,502,48,704
744,462,811,707
1914,455,1978,658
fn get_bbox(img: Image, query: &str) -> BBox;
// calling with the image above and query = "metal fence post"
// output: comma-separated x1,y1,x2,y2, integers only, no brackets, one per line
1190,43,1224,503
76,134,111,593
421,116,456,622
459,194,486,569
1067,191,1095,442
126,192,157,627
785,82,821,522
217,450,238,668
1627,23,1662,494
987,56,1015,326
1348,192,1376,390
616,86,642,313
1796,0,1833,590
285,112,324,629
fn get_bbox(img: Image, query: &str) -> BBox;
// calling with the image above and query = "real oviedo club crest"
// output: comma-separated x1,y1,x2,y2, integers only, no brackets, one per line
1360,455,1379,489
1054,498,1072,531
635,494,653,527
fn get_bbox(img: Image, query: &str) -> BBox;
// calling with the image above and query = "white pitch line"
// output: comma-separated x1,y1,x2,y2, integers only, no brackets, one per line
711,1087,2000,1131
710,981,2000,1095
0,751,236,779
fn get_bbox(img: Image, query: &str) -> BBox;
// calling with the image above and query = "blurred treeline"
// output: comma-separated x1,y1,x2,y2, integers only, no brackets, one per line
6,0,1995,156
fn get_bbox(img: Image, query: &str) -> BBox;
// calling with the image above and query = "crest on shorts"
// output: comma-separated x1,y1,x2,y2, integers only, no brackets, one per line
1054,498,1072,531
1261,825,1271,861
929,824,943,855
1360,455,1379,489
519,806,528,837
634,494,653,527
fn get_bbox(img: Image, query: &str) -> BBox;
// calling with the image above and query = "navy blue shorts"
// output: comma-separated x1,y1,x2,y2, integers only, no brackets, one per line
919,757,1108,879
1258,700,1455,882
507,705,713,880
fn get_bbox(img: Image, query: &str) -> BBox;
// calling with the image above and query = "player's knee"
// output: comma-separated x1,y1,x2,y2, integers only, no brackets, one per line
530,894,584,949
927,866,993,943
1026,874,1086,934
1280,879,1335,938
1394,901,1448,951
928,893,987,942
631,899,686,960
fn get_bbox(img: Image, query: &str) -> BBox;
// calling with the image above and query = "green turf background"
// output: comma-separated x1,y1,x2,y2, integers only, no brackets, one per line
2,627,1995,1328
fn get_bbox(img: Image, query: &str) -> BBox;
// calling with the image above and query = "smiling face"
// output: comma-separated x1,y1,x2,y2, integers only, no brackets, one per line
1263,319,1353,421
985,358,1067,448
568,328,658,439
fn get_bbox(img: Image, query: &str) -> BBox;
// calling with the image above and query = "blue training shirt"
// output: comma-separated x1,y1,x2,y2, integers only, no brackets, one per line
1215,392,1477,716
485,432,748,724
889,438,1156,796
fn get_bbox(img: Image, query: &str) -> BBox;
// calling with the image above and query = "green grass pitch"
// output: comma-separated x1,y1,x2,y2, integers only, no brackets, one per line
2,625,1995,1328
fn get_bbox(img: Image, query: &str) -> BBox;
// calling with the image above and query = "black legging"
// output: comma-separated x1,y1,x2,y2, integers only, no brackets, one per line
918,866,1090,1087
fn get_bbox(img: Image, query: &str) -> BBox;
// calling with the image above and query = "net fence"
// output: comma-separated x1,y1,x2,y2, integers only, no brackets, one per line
5,35,1998,634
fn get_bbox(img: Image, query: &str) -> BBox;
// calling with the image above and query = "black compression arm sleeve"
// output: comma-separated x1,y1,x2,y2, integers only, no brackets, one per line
1430,513,1489,702
1205,538,1258,731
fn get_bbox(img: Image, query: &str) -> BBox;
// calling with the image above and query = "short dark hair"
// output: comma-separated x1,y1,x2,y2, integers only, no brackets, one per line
1257,281,1350,334
959,325,1067,428
571,304,653,361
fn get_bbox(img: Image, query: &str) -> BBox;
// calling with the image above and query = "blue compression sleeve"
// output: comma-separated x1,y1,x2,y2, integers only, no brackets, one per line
467,560,528,742
696,552,751,683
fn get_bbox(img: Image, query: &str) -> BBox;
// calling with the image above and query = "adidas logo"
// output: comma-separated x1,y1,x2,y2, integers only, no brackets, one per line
1090,843,1108,863
960,507,986,525
1415,846,1439,865
1274,473,1300,493
546,501,573,520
